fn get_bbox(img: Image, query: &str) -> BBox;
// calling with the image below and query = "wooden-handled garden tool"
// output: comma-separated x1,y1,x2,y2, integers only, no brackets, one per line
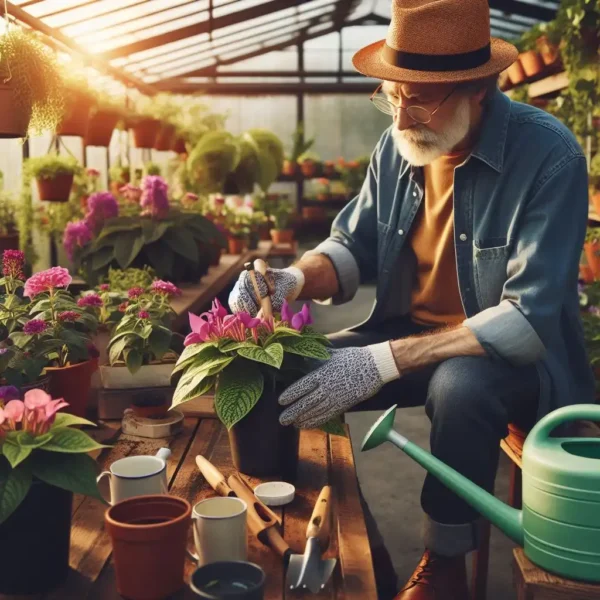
244,259,274,320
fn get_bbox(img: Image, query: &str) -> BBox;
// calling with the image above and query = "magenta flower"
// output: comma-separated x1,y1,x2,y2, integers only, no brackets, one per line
0,386,19,402
63,220,93,260
280,301,313,331
58,311,80,322
128,287,145,300
203,298,228,320
151,280,181,297
23,319,48,334
99,284,110,291
140,176,170,219
281,301,293,323
24,267,72,298
138,310,150,319
118,301,129,312
2,250,25,279
238,312,261,329
77,293,103,308
120,184,142,203
86,168,100,178
184,193,198,203
86,192,119,223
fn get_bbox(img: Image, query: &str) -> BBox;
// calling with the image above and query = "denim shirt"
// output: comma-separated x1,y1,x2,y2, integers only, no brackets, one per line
306,88,595,418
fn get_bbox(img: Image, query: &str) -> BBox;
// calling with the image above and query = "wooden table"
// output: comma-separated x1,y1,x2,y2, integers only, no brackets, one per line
1,418,377,600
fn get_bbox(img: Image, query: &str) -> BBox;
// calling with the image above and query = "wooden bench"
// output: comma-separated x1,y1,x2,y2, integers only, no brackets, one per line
471,421,600,600
0,417,378,600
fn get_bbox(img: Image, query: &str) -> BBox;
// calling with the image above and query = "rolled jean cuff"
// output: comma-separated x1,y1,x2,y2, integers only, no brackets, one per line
422,515,482,557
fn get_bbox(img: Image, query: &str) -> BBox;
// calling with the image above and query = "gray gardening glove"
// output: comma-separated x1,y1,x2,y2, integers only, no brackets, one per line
278,343,401,429
228,262,304,316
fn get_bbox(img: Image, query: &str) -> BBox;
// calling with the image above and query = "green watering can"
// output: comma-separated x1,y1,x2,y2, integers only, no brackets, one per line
361,404,600,583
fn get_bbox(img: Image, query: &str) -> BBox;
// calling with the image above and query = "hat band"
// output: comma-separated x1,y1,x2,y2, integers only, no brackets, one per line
382,42,491,72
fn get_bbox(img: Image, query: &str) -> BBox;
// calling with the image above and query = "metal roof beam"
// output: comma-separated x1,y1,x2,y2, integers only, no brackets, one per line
488,0,556,21
153,81,375,94
101,0,318,60
195,70,363,77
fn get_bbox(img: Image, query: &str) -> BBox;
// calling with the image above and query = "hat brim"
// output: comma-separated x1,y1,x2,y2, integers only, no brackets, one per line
352,37,518,84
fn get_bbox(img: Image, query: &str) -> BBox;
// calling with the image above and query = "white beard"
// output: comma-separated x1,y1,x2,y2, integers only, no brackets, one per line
391,96,472,166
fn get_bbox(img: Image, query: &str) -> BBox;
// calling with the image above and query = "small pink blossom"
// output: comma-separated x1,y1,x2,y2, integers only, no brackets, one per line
128,287,145,300
138,310,150,319
99,284,110,291
2,250,25,280
86,168,100,178
58,311,80,322
24,267,72,298
118,301,129,312
140,176,170,219
77,293,103,308
3,400,24,423
63,220,93,260
23,319,48,334
183,193,198,203
151,280,181,297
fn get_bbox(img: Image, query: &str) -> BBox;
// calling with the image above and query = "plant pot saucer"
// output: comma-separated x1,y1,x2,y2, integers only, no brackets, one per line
122,408,184,438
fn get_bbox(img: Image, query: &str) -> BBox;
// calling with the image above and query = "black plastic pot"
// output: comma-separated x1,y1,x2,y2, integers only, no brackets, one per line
0,479,73,594
228,380,299,480
190,561,265,599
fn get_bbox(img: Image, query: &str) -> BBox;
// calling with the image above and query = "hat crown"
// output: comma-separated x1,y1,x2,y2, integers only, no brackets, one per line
386,0,491,55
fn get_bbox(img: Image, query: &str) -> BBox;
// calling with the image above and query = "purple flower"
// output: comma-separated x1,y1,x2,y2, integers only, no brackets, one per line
63,220,93,260
87,192,119,223
238,312,261,329
58,311,80,322
2,250,25,279
23,319,48,334
0,386,20,401
281,300,293,324
77,293,103,308
300,303,313,326
138,311,150,319
280,301,313,331
150,280,181,297
140,176,170,219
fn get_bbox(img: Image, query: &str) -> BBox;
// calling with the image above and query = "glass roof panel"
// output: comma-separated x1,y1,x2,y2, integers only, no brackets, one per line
44,0,139,28
25,0,93,19
210,6,296,38
213,0,264,19
116,33,210,67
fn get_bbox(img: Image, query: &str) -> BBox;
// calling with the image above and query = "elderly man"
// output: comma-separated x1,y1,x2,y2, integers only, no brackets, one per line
229,0,595,598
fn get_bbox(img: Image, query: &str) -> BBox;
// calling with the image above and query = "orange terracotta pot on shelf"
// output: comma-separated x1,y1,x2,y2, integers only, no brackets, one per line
506,59,526,85
46,359,98,418
227,237,246,255
519,51,544,78
536,35,560,66
85,109,120,147
130,118,161,149
36,174,74,203
171,137,187,154
584,241,600,281
0,83,30,138
270,229,294,245
300,160,317,178
282,160,297,176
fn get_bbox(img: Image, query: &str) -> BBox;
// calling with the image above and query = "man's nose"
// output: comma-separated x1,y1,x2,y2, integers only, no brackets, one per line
393,107,414,131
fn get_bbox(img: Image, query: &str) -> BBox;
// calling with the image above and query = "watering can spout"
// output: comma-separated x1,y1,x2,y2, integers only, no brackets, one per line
361,406,524,546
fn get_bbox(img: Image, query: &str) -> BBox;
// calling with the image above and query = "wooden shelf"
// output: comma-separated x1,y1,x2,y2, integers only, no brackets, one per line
590,204,600,223
528,71,568,98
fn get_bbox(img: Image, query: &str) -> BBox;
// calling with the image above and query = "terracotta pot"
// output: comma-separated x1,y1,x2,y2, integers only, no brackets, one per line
506,59,526,85
110,181,123,197
154,124,176,151
106,495,191,600
300,160,317,178
323,162,336,177
592,192,600,218
36,173,74,202
282,160,297,177
85,109,120,147
580,263,595,284
46,359,97,417
130,118,161,149
270,229,294,245
0,480,72,595
536,35,560,66
172,137,187,154
0,232,19,254
228,237,247,255
519,51,544,78
58,93,92,138
0,83,30,138
316,193,330,201
302,206,327,221
585,241,600,281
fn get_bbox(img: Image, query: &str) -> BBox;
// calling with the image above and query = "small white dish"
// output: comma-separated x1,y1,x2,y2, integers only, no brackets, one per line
254,482,296,506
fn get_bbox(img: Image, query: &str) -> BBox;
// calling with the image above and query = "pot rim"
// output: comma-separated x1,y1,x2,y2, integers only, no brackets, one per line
106,494,191,531
45,359,94,372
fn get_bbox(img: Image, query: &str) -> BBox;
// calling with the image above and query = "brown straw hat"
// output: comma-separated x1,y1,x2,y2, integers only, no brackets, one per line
352,0,518,84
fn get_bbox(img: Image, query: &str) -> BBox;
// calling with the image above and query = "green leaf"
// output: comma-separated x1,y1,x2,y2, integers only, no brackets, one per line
319,417,348,437
142,220,170,244
108,333,135,364
114,231,145,269
219,340,258,353
9,332,33,349
214,362,264,430
264,343,284,368
162,228,199,262
2,439,32,468
29,298,51,313
53,413,97,429
0,459,33,525
281,337,331,360
145,243,175,278
31,452,104,504
124,348,143,374
264,327,302,346
16,432,53,449
92,246,114,271
140,323,153,340
149,325,172,360
237,345,283,368
39,428,110,454
171,373,216,408
172,342,220,375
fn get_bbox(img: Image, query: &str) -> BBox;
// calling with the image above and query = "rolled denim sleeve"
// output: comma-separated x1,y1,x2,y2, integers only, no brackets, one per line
303,144,381,304
464,155,588,366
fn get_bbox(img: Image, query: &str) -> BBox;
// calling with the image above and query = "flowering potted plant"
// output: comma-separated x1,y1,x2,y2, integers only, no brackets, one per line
57,72,96,138
0,387,107,595
0,192,19,253
102,280,183,390
170,298,333,476
297,151,320,178
25,154,80,203
270,196,295,245
86,95,124,148
314,177,331,201
224,211,251,255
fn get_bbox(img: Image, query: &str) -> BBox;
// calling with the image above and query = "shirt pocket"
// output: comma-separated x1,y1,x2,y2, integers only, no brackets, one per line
473,238,512,310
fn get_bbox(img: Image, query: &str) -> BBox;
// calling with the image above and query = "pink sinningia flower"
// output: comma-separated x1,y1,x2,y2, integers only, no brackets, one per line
128,287,145,300
140,176,170,219
2,249,25,279
203,298,228,320
63,220,93,260
22,389,68,435
3,400,24,423
120,184,143,203
281,300,293,324
24,267,72,298
23,319,48,334
58,310,80,322
77,293,103,308
184,312,212,346
138,310,150,319
151,280,181,297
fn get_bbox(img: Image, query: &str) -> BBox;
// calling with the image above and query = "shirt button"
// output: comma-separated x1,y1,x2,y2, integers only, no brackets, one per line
459,233,467,242
413,191,417,197
398,229,404,235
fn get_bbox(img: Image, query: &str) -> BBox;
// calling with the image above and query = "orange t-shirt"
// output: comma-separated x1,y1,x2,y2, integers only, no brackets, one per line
409,149,470,327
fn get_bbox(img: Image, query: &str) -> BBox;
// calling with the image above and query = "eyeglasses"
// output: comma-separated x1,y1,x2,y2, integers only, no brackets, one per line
370,83,457,124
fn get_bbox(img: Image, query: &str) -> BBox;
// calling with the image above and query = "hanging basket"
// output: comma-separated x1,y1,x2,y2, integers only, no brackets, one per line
36,173,74,202
130,118,161,149
154,124,176,151
0,83,30,139
171,137,187,154
58,93,93,137
85,109,121,147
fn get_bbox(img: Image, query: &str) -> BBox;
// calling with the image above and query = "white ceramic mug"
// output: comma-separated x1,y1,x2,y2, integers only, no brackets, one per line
188,497,248,566
97,448,171,505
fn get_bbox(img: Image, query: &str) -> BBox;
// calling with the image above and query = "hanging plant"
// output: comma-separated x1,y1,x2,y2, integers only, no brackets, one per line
0,28,64,138
86,95,124,148
57,72,96,138
24,155,80,203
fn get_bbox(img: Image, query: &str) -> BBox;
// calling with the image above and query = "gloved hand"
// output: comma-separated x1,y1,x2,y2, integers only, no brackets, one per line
278,343,401,429
228,262,305,316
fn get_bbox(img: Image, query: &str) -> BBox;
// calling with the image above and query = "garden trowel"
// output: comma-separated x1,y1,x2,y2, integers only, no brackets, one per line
286,485,337,593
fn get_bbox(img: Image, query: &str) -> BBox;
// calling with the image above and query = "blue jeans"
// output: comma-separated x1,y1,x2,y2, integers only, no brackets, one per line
329,317,539,559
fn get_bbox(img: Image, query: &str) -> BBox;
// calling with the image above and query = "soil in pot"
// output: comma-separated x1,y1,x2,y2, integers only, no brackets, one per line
0,480,72,595
37,173,74,202
154,124,176,151
131,118,161,149
0,232,19,254
46,359,97,417
270,229,294,245
519,51,544,78
506,59,526,85
0,84,30,138
131,390,170,419
85,109,120,147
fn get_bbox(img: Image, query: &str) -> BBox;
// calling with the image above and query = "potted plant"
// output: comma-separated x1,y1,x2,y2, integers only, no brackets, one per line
314,178,331,201
0,387,107,595
170,298,335,476
0,28,64,138
109,162,130,196
0,193,19,253
101,280,182,391
86,95,124,148
248,210,268,250
57,73,96,138
270,196,295,245
225,211,250,255
25,154,80,203
283,123,314,177
535,20,562,66
297,151,320,178
585,228,600,280
516,26,545,78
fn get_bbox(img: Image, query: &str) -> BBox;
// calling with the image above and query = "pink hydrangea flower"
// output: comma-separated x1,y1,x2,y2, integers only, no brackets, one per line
63,220,93,260
2,250,25,279
128,287,145,300
138,310,150,319
140,176,170,219
77,293,103,308
150,280,181,297
58,311,80,322
23,319,48,334
24,267,72,298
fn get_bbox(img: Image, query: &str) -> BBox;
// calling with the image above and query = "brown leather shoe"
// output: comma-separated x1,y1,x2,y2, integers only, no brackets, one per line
394,549,469,600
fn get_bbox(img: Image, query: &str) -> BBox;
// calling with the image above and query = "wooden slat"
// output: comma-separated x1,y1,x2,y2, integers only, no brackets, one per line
329,429,377,600
177,394,215,417
528,72,568,99
283,429,336,600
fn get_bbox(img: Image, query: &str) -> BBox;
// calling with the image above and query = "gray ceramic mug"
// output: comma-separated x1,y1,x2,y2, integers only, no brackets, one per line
190,561,265,599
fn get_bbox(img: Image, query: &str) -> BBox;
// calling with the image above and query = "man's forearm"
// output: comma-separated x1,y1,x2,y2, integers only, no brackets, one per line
293,254,340,301
390,325,486,376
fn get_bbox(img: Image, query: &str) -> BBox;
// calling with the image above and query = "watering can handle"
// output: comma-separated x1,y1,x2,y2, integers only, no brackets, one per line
529,404,600,444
